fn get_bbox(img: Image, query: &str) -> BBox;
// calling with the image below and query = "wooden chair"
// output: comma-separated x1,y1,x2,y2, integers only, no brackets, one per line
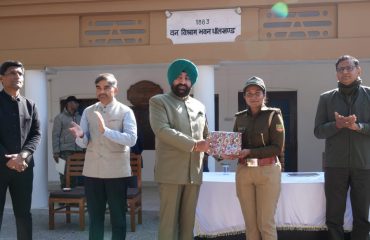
48,152,86,230
127,153,142,232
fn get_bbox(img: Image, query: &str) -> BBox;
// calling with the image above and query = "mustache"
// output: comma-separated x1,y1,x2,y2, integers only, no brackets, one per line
171,83,191,98
98,94,107,98
175,84,190,92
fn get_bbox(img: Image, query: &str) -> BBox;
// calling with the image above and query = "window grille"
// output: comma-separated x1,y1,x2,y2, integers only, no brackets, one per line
259,5,336,40
80,14,149,46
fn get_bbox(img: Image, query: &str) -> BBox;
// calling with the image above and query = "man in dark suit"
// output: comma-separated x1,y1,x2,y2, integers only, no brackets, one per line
0,60,41,240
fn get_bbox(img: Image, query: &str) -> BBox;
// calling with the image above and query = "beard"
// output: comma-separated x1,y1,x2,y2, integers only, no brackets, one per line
171,84,191,98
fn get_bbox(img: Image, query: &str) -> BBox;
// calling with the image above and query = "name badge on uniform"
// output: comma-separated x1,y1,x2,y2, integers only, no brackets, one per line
246,158,258,167
237,127,246,132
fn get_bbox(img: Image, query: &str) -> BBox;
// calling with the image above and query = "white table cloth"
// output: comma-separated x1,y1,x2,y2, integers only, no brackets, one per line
194,172,353,237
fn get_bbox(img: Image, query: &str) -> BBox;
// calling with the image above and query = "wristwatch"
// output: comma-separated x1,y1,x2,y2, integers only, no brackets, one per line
358,123,364,131
20,151,30,162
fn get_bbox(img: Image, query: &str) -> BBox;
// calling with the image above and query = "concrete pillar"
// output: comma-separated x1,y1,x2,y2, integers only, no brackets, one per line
24,70,48,208
193,65,216,171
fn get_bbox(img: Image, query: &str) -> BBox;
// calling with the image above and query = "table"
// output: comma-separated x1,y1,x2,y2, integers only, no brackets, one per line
194,172,353,237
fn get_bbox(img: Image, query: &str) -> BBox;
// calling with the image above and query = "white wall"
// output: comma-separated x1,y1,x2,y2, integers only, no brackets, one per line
47,59,370,183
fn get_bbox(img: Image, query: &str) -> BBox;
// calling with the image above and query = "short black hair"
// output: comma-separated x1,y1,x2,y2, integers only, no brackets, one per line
335,55,359,69
95,73,118,87
0,60,24,75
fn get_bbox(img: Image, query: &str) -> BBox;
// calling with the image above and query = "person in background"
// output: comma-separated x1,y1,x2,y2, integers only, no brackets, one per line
0,60,41,240
222,76,285,240
52,95,83,188
314,55,370,240
149,59,209,240
69,73,137,240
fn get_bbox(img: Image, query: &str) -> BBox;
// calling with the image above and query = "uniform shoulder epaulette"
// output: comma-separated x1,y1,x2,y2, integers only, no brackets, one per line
266,107,281,114
235,109,248,116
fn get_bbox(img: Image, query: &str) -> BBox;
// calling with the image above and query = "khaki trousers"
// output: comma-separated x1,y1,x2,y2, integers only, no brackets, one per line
236,163,281,240
158,183,200,240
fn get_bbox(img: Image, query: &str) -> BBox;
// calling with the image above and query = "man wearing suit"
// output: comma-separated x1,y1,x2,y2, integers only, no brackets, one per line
149,59,209,240
0,60,41,240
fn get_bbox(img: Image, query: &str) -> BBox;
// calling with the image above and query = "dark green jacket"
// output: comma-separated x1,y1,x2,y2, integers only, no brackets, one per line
233,106,285,158
314,85,370,169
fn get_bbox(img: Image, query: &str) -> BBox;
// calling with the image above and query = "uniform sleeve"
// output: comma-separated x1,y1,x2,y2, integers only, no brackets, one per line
314,94,338,139
233,117,238,132
268,111,285,155
249,111,285,158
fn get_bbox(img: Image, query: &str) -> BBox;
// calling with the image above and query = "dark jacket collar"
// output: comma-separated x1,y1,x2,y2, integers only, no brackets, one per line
0,89,21,102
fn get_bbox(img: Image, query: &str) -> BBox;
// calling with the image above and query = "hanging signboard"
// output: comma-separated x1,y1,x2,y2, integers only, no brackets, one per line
166,8,241,44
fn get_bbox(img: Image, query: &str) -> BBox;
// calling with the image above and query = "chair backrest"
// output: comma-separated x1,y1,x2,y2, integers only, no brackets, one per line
65,152,85,188
130,153,142,189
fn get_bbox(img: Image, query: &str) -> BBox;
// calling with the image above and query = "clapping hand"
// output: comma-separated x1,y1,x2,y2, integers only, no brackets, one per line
334,112,358,130
69,122,84,138
94,111,106,134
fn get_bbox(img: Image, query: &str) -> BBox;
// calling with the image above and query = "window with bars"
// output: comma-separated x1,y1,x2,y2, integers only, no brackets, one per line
80,14,149,46
259,5,337,40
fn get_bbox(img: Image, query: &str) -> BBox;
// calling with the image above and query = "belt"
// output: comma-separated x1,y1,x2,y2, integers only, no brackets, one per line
238,156,276,167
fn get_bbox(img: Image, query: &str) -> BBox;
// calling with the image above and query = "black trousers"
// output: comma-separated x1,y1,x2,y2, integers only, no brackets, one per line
0,167,33,240
84,176,128,240
325,167,370,240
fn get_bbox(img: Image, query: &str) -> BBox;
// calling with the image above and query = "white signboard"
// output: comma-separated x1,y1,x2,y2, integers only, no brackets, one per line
166,8,241,44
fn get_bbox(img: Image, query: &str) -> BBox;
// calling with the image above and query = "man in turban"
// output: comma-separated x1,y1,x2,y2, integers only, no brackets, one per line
149,59,210,240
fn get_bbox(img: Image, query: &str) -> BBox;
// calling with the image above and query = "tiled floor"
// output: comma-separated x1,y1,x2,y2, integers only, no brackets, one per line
0,184,160,240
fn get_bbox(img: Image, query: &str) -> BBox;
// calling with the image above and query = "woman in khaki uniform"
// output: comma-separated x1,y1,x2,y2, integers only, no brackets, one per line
225,76,285,240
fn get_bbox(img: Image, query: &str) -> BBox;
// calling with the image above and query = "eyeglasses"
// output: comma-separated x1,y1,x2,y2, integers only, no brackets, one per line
336,65,356,73
245,91,264,98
